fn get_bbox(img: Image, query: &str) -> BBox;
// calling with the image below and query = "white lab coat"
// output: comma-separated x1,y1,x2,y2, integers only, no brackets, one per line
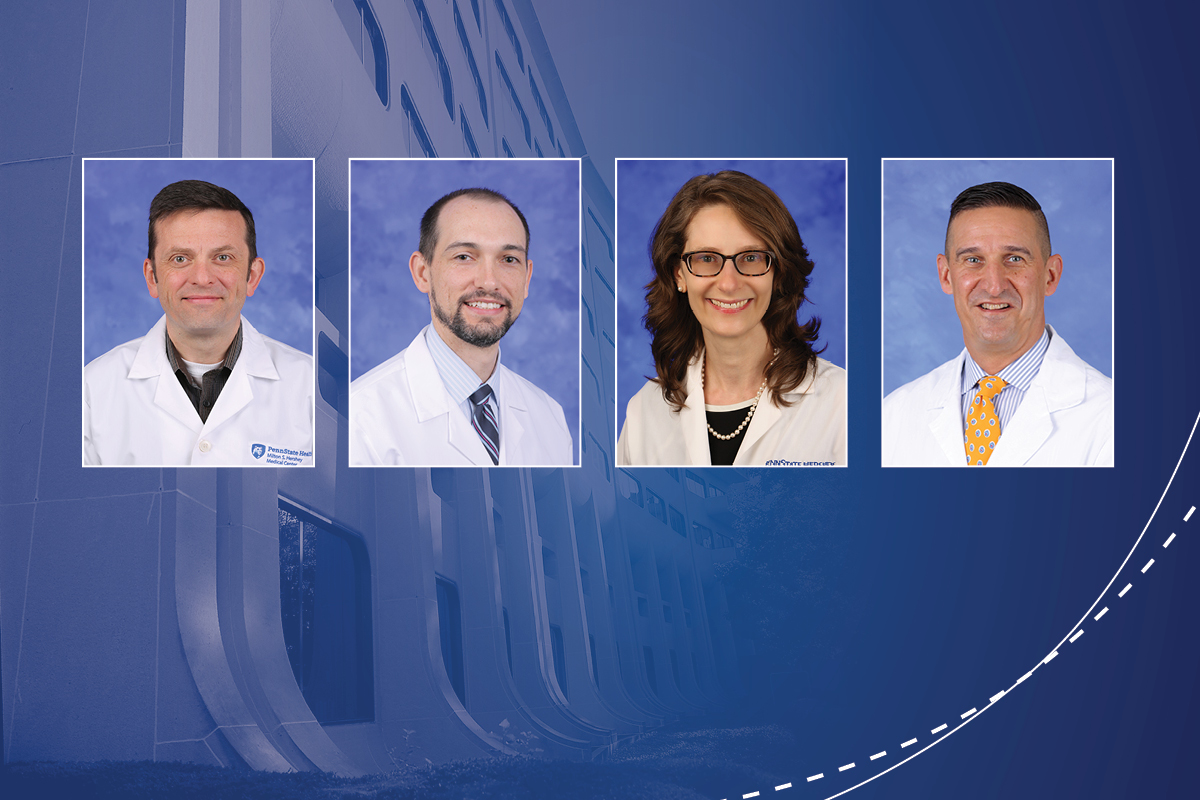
881,327,1113,467
349,328,574,466
84,315,315,467
617,355,847,466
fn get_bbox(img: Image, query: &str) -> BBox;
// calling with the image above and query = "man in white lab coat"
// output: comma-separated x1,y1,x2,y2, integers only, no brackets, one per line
84,180,314,466
350,188,572,466
882,182,1113,467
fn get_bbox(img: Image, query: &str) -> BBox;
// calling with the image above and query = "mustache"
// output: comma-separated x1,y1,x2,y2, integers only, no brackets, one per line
458,291,509,306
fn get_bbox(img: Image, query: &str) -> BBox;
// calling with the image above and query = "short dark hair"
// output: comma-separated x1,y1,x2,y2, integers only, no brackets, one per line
645,171,822,410
946,181,1051,259
147,180,257,276
418,188,530,262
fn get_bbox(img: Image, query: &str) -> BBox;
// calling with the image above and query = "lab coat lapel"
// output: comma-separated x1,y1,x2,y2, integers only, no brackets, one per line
928,350,968,466
989,331,1082,466
497,368,531,465
679,356,711,465
407,332,491,465
132,317,202,434
203,319,277,432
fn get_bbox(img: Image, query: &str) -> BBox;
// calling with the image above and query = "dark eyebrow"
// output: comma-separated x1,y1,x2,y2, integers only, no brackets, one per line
955,244,1034,259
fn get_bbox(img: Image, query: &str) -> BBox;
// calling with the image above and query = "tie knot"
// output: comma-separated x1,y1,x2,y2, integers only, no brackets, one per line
469,384,494,407
977,376,1007,399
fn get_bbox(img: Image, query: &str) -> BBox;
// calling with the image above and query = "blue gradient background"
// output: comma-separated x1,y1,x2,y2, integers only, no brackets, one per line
883,159,1113,395
1,1,1198,798
349,159,580,442
83,159,314,360
534,1,1200,797
615,159,846,432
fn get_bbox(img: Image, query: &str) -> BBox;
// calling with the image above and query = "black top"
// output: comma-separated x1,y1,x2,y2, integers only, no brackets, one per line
705,406,752,466
165,326,243,423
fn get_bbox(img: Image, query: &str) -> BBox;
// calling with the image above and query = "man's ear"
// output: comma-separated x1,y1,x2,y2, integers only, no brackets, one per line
523,258,533,299
936,254,954,295
144,259,160,299
1044,254,1063,297
410,251,432,294
245,258,265,297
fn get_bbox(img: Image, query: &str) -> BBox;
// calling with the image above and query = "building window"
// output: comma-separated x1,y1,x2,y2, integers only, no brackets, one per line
454,2,489,129
665,467,680,482
492,0,525,72
436,577,466,705
589,634,599,689
332,0,389,106
493,508,505,548
534,138,544,158
279,503,374,724
501,137,515,158
588,433,611,481
461,107,480,157
410,0,454,118
528,72,554,145
580,567,590,594
669,506,686,537
542,546,558,578
317,333,348,417
494,53,531,147
706,483,725,499
643,646,657,695
685,608,693,628
502,607,513,674
684,470,706,497
400,85,437,157
637,595,649,617
692,522,713,549
550,623,568,699
645,490,667,525
582,297,595,334
663,604,672,624
616,470,643,507
670,649,681,690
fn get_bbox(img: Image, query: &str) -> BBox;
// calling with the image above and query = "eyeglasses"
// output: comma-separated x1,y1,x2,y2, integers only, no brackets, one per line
680,250,774,277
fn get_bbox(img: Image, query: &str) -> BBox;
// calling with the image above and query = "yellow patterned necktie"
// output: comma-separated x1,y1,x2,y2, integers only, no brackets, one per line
965,376,1008,465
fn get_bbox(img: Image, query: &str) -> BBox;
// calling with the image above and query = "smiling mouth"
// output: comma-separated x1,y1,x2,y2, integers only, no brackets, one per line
979,302,1011,310
464,299,506,311
708,298,750,311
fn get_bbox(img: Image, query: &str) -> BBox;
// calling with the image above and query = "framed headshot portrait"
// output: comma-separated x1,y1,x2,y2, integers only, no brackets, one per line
615,158,847,467
82,158,316,467
349,158,581,467
881,158,1114,468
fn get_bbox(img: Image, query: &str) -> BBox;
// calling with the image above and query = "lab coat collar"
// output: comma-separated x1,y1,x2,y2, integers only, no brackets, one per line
679,350,817,466
927,324,1085,466
404,328,494,465
127,316,278,434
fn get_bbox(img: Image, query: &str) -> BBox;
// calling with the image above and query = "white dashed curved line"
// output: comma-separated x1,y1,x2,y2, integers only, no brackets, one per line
719,414,1200,800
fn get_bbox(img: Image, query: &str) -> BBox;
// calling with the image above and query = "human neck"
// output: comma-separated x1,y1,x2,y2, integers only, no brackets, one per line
431,320,499,382
966,324,1046,375
166,322,239,363
701,331,774,405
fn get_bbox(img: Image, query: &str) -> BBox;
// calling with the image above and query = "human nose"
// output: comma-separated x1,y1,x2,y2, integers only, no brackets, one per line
189,259,215,284
715,256,740,291
979,259,1006,295
475,258,502,290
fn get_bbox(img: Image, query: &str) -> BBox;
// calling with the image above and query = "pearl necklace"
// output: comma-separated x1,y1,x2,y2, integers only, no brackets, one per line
702,359,770,441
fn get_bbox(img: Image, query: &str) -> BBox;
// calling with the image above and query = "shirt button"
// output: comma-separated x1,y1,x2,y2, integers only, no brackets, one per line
203,400,212,408
198,440,212,453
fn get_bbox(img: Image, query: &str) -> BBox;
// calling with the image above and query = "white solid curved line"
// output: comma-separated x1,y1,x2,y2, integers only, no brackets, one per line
815,407,1200,800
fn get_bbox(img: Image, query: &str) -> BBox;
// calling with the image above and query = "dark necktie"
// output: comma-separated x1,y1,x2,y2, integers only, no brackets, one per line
469,384,500,465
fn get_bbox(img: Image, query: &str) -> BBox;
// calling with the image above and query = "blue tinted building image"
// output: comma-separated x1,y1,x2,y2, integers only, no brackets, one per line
1,0,746,773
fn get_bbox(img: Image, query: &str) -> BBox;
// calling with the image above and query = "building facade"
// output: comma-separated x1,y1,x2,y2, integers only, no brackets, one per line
1,0,747,773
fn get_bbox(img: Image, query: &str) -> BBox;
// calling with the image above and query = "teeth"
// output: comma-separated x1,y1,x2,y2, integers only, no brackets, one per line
981,303,1009,310
468,301,502,309
710,298,749,309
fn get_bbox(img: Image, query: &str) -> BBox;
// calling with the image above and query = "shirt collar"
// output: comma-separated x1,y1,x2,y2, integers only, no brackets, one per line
424,324,499,405
961,325,1052,395
165,324,243,382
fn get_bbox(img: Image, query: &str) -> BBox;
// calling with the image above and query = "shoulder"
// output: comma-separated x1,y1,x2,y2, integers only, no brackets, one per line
350,347,412,397
1044,331,1113,397
883,355,959,413
625,378,673,418
497,364,568,420
85,336,143,376
806,357,846,393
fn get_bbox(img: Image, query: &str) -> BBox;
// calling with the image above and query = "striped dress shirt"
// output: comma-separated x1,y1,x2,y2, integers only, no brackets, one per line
960,326,1051,434
425,325,499,423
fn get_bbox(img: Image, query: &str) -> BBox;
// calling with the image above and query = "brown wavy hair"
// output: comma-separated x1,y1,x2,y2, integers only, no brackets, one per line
644,171,823,410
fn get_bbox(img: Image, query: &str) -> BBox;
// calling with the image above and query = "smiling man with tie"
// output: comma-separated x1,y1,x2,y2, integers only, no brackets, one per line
882,181,1113,467
350,188,573,467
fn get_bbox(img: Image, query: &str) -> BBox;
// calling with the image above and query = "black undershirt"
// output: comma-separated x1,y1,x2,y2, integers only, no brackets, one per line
705,407,752,465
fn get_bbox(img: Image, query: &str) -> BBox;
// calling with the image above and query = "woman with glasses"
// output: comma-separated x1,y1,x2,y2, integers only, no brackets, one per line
617,171,847,466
